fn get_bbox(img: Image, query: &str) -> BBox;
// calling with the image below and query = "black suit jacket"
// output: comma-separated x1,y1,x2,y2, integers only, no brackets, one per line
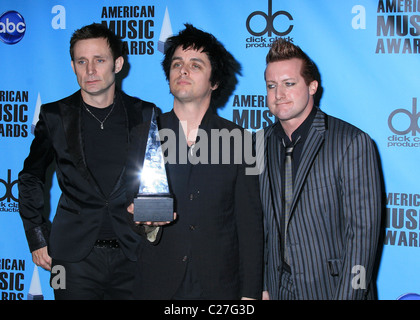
129,109,263,299
18,90,155,262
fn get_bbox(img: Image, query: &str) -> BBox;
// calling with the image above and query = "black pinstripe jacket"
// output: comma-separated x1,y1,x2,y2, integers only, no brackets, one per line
257,108,382,299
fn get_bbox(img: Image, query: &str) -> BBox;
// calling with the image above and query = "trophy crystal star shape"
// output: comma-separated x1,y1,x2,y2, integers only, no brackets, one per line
134,109,173,221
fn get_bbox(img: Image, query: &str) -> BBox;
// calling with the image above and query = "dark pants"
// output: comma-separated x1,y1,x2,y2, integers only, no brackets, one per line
51,245,136,300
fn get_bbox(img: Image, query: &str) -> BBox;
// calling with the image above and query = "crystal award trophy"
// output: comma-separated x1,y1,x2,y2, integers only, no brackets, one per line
133,109,173,222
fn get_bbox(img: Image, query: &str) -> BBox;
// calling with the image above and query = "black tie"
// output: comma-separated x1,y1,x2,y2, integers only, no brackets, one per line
282,136,301,265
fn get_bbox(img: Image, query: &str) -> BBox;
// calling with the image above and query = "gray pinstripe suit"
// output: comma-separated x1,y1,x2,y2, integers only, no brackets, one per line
257,108,382,299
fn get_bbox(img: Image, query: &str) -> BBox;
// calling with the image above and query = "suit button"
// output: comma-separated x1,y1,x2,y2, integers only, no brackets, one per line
182,256,188,262
189,225,196,230
189,190,200,200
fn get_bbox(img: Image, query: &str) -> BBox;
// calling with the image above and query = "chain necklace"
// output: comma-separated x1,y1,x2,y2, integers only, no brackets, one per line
82,100,115,130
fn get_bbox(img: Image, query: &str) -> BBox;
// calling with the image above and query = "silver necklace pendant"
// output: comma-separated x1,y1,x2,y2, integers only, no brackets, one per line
190,143,195,156
83,100,115,130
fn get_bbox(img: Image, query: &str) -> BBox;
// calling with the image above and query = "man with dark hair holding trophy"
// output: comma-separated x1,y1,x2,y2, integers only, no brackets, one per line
128,24,263,300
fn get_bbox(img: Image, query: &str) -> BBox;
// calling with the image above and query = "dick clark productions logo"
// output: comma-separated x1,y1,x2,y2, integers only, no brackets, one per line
388,98,419,136
246,0,293,37
0,10,26,44
0,170,18,203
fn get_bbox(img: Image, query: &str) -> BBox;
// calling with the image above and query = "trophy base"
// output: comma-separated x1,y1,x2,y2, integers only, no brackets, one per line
133,195,174,222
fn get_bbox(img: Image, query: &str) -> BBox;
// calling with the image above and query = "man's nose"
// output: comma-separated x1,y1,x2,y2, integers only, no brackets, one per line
87,62,96,75
275,87,286,100
179,65,188,75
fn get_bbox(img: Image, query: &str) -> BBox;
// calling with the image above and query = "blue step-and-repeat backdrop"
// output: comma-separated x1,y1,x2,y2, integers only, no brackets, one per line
1,0,419,300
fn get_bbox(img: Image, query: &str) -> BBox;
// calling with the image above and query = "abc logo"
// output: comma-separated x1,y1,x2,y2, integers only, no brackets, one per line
0,11,26,45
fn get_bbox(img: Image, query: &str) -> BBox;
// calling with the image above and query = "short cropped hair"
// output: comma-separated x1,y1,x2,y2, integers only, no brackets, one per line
266,39,317,86
70,23,123,61
162,24,241,108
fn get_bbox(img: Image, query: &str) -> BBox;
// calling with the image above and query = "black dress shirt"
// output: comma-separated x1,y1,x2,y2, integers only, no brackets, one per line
273,106,317,182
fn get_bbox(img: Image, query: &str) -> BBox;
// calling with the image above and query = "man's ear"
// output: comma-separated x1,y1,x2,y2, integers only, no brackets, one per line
309,80,318,95
211,82,219,91
115,56,124,74
71,60,76,74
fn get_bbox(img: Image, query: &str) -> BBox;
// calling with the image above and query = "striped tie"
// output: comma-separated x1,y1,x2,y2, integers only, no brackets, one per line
282,136,301,265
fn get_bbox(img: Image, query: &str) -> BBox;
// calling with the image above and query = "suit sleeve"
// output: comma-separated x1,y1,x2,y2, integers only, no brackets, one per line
235,130,264,299
335,132,382,299
18,107,54,252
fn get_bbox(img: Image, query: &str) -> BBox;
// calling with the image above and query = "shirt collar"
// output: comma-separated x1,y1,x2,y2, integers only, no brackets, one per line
168,106,215,129
274,107,317,145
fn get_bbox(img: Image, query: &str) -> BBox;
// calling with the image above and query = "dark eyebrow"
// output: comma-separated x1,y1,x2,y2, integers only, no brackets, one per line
282,77,296,82
75,54,106,60
171,56,206,65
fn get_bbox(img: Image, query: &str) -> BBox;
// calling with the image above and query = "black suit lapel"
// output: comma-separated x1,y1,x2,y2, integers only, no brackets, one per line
60,92,103,195
60,92,88,177
291,110,326,213
112,92,154,197
266,133,283,228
